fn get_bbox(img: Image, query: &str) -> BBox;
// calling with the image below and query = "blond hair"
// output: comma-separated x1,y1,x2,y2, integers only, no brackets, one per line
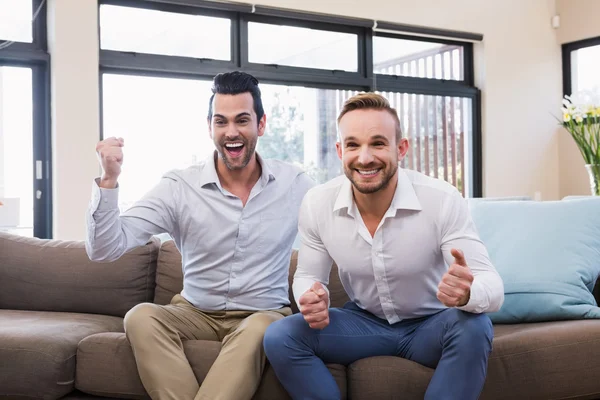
337,93,402,141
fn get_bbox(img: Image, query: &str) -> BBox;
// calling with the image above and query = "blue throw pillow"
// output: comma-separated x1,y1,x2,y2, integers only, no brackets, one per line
469,197,600,323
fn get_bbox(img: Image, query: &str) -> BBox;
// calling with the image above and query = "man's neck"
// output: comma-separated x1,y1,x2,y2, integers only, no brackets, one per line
353,172,398,221
216,153,262,192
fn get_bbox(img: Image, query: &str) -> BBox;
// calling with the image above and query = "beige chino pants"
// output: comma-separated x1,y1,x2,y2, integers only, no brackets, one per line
123,294,291,400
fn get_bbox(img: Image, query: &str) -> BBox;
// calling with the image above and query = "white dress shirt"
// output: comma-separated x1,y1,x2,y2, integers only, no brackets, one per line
293,167,504,324
86,152,315,311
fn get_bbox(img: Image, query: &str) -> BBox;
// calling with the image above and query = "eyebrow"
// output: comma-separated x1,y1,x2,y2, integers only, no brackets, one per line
369,135,389,142
344,135,389,142
213,112,252,120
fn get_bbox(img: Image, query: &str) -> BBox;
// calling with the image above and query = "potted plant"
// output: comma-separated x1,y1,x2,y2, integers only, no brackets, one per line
562,92,600,196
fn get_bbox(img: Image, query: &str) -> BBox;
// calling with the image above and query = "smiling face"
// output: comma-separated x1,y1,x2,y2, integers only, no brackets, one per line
208,92,265,171
336,108,409,194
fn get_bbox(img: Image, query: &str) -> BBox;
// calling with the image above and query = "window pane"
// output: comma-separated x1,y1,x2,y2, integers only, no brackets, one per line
102,74,215,211
100,5,231,60
374,36,464,81
257,85,344,183
571,44,600,94
248,22,358,71
378,92,472,195
0,67,33,236
0,0,32,42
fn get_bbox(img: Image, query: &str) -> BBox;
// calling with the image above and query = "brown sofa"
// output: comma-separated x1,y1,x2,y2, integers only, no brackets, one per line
2,231,600,400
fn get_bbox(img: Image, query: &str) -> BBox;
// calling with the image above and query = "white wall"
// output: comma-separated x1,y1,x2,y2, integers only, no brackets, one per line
555,0,600,197
48,0,563,239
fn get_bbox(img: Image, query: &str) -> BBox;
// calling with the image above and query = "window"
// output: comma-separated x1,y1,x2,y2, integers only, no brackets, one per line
102,73,215,211
373,35,464,80
0,0,50,238
100,5,231,60
99,0,481,202
247,22,358,71
380,93,473,195
0,67,33,236
563,37,600,97
0,0,33,43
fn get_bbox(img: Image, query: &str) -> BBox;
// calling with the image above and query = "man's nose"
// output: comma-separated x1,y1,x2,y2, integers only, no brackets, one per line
357,146,375,165
224,125,239,138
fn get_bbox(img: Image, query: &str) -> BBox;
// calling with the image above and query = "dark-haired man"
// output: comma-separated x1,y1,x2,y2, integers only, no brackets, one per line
85,71,314,400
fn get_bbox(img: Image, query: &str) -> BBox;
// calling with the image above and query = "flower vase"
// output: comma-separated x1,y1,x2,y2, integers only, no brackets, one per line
586,164,600,196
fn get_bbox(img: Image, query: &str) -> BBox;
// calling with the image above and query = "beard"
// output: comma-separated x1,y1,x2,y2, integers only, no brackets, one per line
216,135,258,171
344,161,398,194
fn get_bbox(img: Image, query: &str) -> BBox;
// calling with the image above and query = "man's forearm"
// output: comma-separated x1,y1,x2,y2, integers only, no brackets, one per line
458,272,504,313
85,181,127,262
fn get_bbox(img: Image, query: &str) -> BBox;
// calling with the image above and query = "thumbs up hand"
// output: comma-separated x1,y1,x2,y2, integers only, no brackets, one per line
299,281,330,330
437,248,474,307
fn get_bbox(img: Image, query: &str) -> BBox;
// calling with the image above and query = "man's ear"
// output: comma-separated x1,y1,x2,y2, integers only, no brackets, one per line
397,137,409,161
207,117,213,139
336,141,343,161
258,114,267,137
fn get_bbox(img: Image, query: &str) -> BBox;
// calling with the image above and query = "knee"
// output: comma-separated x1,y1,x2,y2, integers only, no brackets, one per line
232,312,283,345
123,303,161,340
263,314,307,357
451,310,493,347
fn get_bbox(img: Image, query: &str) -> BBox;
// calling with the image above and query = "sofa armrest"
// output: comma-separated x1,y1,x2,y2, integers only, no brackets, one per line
0,232,159,317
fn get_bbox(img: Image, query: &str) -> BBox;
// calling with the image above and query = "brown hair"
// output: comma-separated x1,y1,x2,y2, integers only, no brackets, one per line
337,92,402,141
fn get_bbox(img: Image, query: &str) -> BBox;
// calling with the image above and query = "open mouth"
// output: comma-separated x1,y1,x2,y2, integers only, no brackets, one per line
355,168,381,178
224,142,244,158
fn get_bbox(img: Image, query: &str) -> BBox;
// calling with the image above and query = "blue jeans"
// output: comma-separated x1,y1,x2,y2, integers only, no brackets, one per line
263,302,493,400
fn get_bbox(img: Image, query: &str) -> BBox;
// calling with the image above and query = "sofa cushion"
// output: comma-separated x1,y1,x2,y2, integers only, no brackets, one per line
348,320,600,400
154,240,183,305
469,197,600,323
0,232,159,317
348,355,432,399
76,332,347,399
483,320,600,399
0,310,123,400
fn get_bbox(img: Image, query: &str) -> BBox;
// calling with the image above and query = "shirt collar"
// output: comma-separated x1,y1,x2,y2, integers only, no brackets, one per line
333,166,422,214
199,151,275,189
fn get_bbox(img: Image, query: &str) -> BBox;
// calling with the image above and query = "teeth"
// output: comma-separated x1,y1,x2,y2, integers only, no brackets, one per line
358,169,379,175
225,143,243,148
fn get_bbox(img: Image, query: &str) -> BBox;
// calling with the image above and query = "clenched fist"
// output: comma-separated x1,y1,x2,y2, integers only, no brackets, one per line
437,248,474,307
299,281,330,330
96,137,124,189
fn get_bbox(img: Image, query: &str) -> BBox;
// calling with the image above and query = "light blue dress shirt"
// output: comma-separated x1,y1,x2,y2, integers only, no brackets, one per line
86,152,315,311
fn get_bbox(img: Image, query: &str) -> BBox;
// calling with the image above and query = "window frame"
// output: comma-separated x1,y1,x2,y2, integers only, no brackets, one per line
562,36,600,97
98,0,482,197
0,0,52,238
